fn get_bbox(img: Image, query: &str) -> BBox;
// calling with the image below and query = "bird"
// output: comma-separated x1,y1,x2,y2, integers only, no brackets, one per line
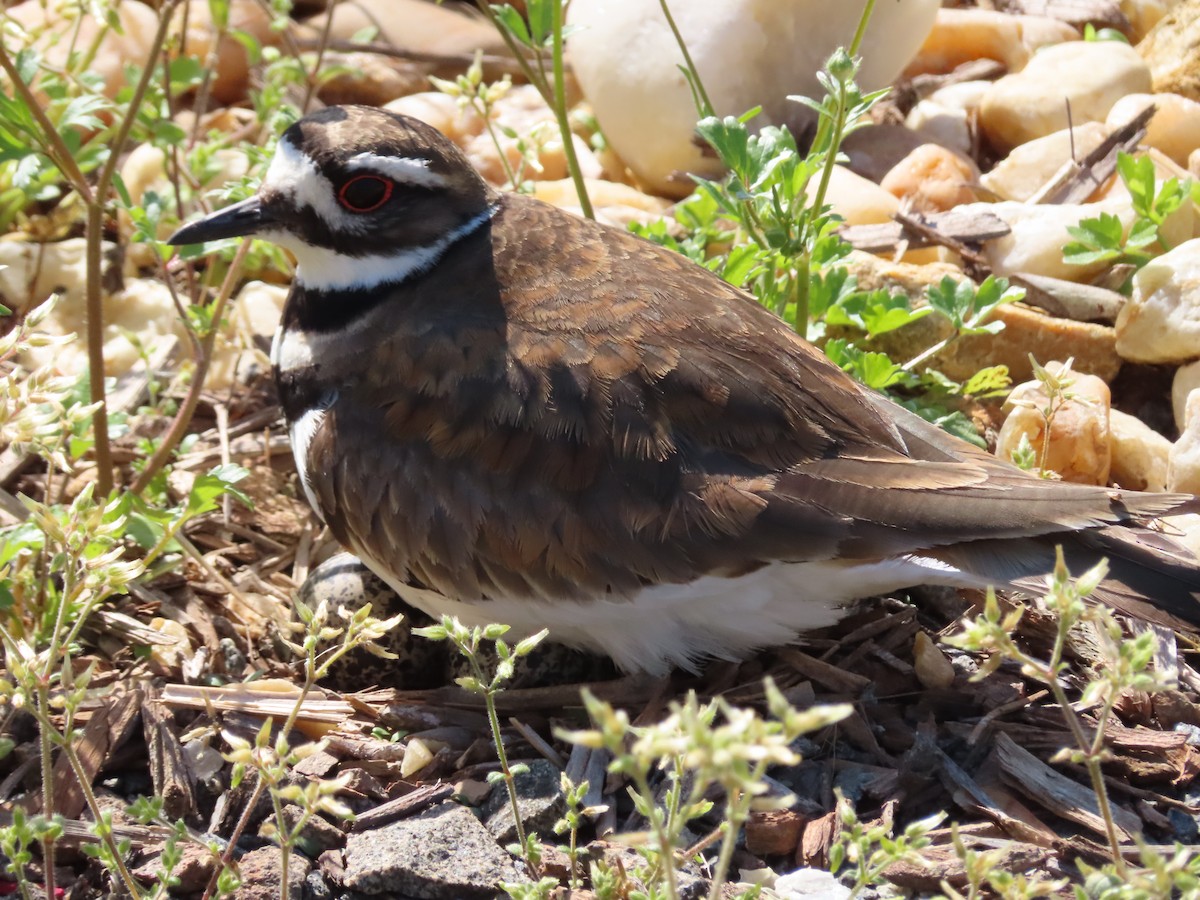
169,104,1200,675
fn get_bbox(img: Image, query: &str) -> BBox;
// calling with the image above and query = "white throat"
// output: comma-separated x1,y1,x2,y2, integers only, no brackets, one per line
261,206,493,293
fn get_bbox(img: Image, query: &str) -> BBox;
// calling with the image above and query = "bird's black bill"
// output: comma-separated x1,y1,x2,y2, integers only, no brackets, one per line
167,196,275,245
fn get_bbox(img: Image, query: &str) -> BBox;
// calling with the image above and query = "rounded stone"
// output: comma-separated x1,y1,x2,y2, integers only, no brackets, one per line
979,41,1152,153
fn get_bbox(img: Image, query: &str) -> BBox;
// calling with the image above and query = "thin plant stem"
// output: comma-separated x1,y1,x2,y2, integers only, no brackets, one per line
34,683,57,900
83,203,114,495
300,0,338,113
130,240,250,495
62,740,143,897
549,0,593,219
848,0,878,56
0,43,96,204
483,680,529,857
473,1,594,218
657,0,713,118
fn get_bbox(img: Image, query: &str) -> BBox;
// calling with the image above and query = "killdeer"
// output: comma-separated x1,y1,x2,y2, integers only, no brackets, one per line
169,105,1200,674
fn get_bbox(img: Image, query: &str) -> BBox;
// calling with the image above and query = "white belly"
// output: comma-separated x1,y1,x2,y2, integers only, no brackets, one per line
346,542,981,674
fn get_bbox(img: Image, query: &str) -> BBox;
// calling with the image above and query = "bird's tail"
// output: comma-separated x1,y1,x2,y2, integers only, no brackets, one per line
931,524,1200,632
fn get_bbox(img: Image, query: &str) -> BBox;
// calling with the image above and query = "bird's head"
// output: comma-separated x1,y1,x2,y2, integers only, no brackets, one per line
168,105,495,292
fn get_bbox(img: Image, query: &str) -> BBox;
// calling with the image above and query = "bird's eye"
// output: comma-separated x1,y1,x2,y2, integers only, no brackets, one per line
337,174,393,213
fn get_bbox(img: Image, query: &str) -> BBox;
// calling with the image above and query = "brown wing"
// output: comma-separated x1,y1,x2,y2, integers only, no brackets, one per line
307,192,1194,605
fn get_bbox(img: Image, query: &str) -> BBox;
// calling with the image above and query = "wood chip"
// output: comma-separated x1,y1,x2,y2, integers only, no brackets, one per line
143,693,198,820
1029,104,1154,205
50,685,143,819
775,647,871,694
348,782,453,831
839,208,1011,254
994,732,1140,841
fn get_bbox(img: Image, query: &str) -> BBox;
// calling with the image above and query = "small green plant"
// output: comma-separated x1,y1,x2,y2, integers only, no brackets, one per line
414,616,549,872
472,0,593,218
948,553,1176,879
830,790,943,898
635,4,1020,447
1003,356,1081,479
561,681,850,900
1064,152,1195,290
1082,23,1131,44
207,587,403,900
553,773,601,891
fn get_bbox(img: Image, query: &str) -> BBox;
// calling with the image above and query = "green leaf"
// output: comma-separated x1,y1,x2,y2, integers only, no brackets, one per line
492,4,532,46
185,464,251,517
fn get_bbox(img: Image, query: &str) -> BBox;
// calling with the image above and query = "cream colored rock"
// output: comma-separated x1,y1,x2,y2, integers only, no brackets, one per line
385,92,481,144
172,0,279,105
1124,0,1184,42
531,179,669,229
119,145,251,239
462,86,604,187
807,166,899,226
566,0,939,197
1116,238,1200,363
1107,92,1200,165
905,99,973,157
1110,408,1171,492
996,364,1112,485
913,632,956,689
968,199,1135,281
21,278,185,377
880,144,979,213
301,0,508,57
980,123,1110,201
1169,388,1200,492
207,282,288,392
6,1,158,100
1173,360,1200,432
0,239,94,315
1092,152,1199,247
905,81,991,156
979,42,1152,153
387,87,603,188
1161,513,1200,559
1138,0,1200,98
907,8,1078,76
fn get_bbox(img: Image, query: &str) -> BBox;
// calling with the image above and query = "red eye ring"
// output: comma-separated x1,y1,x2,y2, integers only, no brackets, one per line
337,174,394,213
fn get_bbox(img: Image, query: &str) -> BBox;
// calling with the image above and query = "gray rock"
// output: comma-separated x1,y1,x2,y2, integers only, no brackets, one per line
483,759,566,845
343,801,526,897
235,846,311,900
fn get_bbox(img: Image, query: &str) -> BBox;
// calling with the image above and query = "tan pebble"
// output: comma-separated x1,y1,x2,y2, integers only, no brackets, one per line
913,632,956,689
172,0,279,105
880,144,979,213
980,42,1151,153
1129,0,1187,46
1173,360,1200,433
907,8,1078,76
7,0,158,100
1115,238,1200,363
969,199,1137,282
807,166,898,226
1169,389,1200,493
1109,408,1171,492
385,92,482,144
980,123,1110,202
400,737,435,778
1108,92,1200,166
300,0,508,57
996,364,1112,485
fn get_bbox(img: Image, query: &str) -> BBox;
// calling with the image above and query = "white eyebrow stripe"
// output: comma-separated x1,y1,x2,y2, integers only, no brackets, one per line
345,152,447,188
